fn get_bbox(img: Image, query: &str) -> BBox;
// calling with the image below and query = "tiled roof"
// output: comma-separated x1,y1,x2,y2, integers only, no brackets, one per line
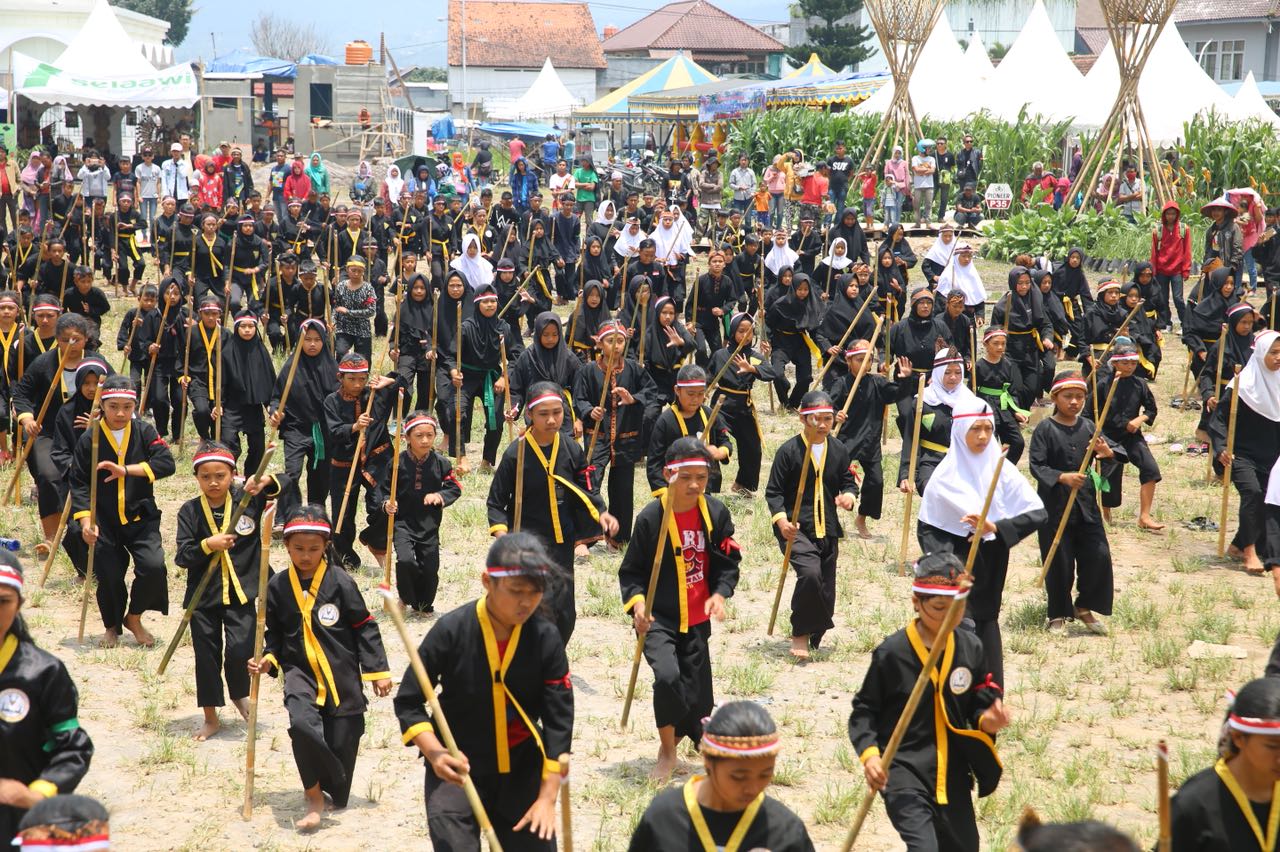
1174,0,1280,23
602,1,784,54
447,0,606,69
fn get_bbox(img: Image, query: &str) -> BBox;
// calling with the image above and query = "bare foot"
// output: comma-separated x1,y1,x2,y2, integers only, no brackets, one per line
122,614,155,647
296,786,325,832
194,716,221,741
1138,516,1166,532
1101,507,1112,525
650,748,678,781
854,516,873,540
1244,556,1267,576
790,635,811,659
456,456,471,477
232,697,250,722
1228,545,1245,562
34,539,51,558
100,628,119,649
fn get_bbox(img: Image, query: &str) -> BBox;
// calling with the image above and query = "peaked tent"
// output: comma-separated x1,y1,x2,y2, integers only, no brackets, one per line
487,58,582,121
576,52,716,119
964,31,996,82
1231,71,1280,130
854,15,972,122
785,53,837,80
982,0,1085,123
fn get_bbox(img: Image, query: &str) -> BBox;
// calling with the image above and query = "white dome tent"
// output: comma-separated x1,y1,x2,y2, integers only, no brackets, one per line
982,0,1085,123
1231,71,1280,130
854,14,973,122
963,30,996,83
486,58,582,122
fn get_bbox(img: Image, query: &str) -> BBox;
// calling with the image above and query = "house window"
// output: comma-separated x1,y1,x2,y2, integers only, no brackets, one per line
309,83,333,120
1195,40,1219,79
210,97,237,110
1220,39,1245,81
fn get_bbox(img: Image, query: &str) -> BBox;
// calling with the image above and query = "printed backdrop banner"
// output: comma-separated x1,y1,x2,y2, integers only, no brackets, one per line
13,54,197,109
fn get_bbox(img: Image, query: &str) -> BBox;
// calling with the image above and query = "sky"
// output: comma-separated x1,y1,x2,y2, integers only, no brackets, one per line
175,0,787,68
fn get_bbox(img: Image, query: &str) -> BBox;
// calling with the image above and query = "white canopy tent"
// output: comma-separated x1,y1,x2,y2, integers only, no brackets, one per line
963,31,996,83
981,0,1085,122
1078,20,1238,143
1231,71,1280,129
486,58,581,121
855,15,974,122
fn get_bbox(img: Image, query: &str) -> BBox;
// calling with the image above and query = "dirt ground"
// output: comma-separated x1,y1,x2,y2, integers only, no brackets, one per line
9,231,1274,851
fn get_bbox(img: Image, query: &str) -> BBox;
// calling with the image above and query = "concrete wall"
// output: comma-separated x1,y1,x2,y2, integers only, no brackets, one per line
293,63,399,164
200,78,256,149
1177,20,1274,82
447,65,599,114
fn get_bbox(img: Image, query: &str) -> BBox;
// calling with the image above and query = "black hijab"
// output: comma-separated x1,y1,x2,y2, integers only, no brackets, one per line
1052,247,1088,299
773,273,823,331
1193,267,1237,323
462,283,507,366
645,295,693,371
225,318,276,405
581,236,613,283
398,272,434,338
573,280,611,350
528,311,576,383
287,319,339,422
434,270,475,347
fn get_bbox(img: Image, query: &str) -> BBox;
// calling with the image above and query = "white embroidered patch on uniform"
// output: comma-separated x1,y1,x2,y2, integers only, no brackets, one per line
0,688,30,723
949,666,972,695
317,603,340,627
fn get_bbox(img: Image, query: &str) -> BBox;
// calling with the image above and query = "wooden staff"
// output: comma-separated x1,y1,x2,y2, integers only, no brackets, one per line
454,302,466,471
242,502,277,820
272,330,307,436
1219,365,1243,558
76,381,106,644
277,267,291,352
37,495,73,588
882,299,895,444
637,294,648,366
377,585,504,851
837,317,884,421
175,293,197,456
898,373,928,574
621,480,678,726
584,341,626,464
336,347,391,530
766,434,814,637
1037,374,1122,583
157,444,278,674
840,448,1007,852
222,232,238,324
5,344,72,506
139,295,172,418
559,753,573,852
500,340,514,443
1178,353,1195,411
698,396,728,442
685,275,700,367
1208,323,1227,482
970,323,979,394
757,261,775,414
513,427,526,532
567,289,585,356
214,319,224,443
383,390,406,587
1156,739,1171,852
811,291,874,390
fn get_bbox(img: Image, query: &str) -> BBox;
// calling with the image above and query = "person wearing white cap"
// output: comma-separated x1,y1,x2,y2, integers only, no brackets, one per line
160,141,192,202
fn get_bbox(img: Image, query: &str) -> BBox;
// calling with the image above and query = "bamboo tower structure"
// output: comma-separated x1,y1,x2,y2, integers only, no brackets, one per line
1065,0,1177,217
855,0,949,175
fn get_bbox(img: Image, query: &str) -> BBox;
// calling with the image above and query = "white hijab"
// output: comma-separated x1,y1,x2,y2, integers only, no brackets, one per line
652,216,691,266
923,229,956,267
921,351,978,408
384,165,404,201
450,233,494,288
918,398,1044,539
820,237,853,271
614,219,646,258
937,252,986,307
1234,329,1280,422
594,200,617,226
765,238,800,276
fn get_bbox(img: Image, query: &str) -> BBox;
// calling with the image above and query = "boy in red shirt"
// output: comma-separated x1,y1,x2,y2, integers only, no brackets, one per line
620,436,741,779
859,167,878,230
1150,200,1191,330
801,162,830,225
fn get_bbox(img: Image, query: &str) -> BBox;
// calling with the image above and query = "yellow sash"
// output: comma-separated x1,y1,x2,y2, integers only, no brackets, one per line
1215,758,1280,852
100,421,132,526
200,495,247,605
476,597,553,775
287,559,341,707
683,775,764,852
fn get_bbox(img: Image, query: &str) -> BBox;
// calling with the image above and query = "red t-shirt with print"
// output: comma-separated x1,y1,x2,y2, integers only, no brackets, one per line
675,506,710,626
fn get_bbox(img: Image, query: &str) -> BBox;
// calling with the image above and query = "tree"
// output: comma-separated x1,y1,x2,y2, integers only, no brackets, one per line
114,0,193,47
786,0,875,73
249,13,329,62
404,67,448,83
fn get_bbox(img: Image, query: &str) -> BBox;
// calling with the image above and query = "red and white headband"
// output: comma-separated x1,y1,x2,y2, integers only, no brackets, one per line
192,449,236,472
32,304,63,315
233,314,258,327
1097,281,1121,294
338,360,370,374
486,563,548,578
675,379,706,389
100,388,137,401
983,328,1007,342
799,404,834,416
1228,713,1280,736
912,582,970,598
1109,352,1140,362
700,731,781,758
934,356,964,368
1051,376,1088,394
594,322,626,340
473,292,498,303
844,345,871,358
403,414,438,435
0,294,19,307
0,564,22,595
665,456,709,470
954,410,993,421
1227,303,1253,317
527,392,563,410
300,318,326,334
283,519,332,537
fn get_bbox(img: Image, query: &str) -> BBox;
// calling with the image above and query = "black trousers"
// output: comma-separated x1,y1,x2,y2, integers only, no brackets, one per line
25,434,61,517
396,353,433,413
964,539,1012,690
852,450,885,519
585,453,635,543
883,786,979,852
692,316,723,367
191,601,254,707
286,692,364,808
777,531,838,645
424,740,555,852
1102,434,1161,509
91,517,169,631
329,462,372,568
721,401,762,492
645,619,712,743
394,525,440,612
1233,456,1270,554
770,333,814,410
221,404,266,475
188,377,214,441
1039,519,1113,620
993,409,1024,466
281,431,332,521
336,332,372,361
456,371,503,464
62,518,89,578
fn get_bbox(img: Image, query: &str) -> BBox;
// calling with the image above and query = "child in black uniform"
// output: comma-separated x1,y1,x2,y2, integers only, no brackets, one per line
450,282,520,473
221,309,275,474
116,284,160,387
269,319,338,523
645,364,732,495
973,327,1029,464
850,552,1009,852
393,533,573,852
379,412,461,614
622,438,740,779
764,390,859,658
175,441,286,740
1091,343,1164,530
71,374,176,647
179,296,230,443
247,505,391,832
707,312,775,497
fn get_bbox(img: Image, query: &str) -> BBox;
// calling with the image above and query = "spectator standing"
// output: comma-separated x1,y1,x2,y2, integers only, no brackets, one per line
697,156,724,234
956,133,983,187
548,160,575,211
934,135,955,221
268,149,291,219
508,158,538,213
1115,165,1144,224
858,167,877,230
160,142,192,203
135,147,162,231
882,145,908,230
574,156,599,220
540,134,560,171
0,147,16,232
910,140,936,228
799,161,828,225
763,156,787,228
781,150,802,228
729,155,755,214
1019,161,1055,204
827,140,854,213
222,147,254,206
562,131,576,164
509,136,525,162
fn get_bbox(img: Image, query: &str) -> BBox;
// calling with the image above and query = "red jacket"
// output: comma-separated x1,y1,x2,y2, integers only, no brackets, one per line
1020,173,1054,202
1151,200,1191,278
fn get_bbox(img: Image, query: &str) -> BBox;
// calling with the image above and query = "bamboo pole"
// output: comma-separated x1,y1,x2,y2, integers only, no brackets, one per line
76,381,105,644
1208,323,1227,482
766,436,814,637
242,502,277,820
513,428,526,532
1218,365,1243,558
37,495,72,588
1156,739,1171,852
383,390,406,587
454,302,466,472
558,753,574,852
811,292,874,390
620,483,678,727
837,318,885,421
898,373,928,573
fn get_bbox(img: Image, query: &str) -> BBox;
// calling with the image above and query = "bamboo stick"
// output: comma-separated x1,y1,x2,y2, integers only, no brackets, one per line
766,436,814,637
242,502,277,820
898,373,928,573
1219,366,1243,558
76,381,105,644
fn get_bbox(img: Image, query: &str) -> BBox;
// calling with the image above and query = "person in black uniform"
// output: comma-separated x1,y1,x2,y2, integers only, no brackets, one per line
990,265,1056,406
973,327,1029,464
71,374,177,647
765,272,823,410
179,296,230,443
708,313,775,497
105,194,145,297
174,441,286,741
764,390,859,658
850,552,1009,852
226,214,269,315
898,348,978,497
247,505,391,832
268,319,337,524
506,312,580,441
645,364,731,495
686,250,737,364
622,438,740,779
450,283,521,473
49,358,110,580
287,262,328,346
0,554,94,846
265,252,299,355
1090,343,1164,531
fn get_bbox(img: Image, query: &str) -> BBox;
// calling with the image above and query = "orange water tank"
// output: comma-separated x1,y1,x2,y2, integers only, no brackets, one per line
345,40,373,65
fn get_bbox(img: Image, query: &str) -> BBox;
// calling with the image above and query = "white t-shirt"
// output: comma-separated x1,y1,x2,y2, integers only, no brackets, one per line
549,173,575,201
911,155,936,189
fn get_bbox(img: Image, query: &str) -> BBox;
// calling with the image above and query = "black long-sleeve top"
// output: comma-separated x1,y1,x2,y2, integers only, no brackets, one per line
61,286,110,325
322,375,403,465
287,281,328,324
1029,416,1122,527
890,315,945,375
70,418,175,528
486,431,605,540
832,372,908,459
116,306,161,367
1209,388,1280,470
897,398,955,493
765,434,859,541
373,448,461,539
393,598,573,778
687,272,737,324
1089,373,1157,440
13,348,112,427
573,358,658,466
645,404,732,493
